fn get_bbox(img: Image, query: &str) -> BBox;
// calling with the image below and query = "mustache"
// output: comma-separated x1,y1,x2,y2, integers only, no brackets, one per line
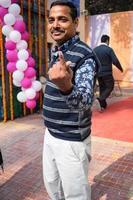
50,28,65,34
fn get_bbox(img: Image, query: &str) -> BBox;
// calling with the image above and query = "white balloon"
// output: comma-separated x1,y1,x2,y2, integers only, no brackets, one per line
9,30,21,43
0,0,11,8
17,91,27,103
5,37,10,42
4,13,16,26
21,87,26,91
2,25,13,37
16,60,28,71
13,79,21,87
18,49,29,60
16,15,23,21
16,40,28,50
12,70,24,81
25,88,36,100
32,81,42,92
8,4,20,17
31,76,36,81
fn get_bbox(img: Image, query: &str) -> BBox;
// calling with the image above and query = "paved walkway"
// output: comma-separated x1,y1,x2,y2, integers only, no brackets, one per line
0,92,133,200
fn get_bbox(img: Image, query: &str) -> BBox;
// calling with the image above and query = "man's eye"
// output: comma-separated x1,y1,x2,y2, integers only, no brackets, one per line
60,18,68,22
48,19,54,23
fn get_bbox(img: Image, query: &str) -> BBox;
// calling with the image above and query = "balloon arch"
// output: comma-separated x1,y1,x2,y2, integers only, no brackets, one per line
0,0,48,122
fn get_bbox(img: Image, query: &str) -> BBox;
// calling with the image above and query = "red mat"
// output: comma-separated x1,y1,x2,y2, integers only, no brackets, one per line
92,96,133,143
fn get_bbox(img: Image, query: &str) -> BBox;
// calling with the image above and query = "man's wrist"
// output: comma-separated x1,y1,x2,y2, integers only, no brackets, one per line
60,85,73,95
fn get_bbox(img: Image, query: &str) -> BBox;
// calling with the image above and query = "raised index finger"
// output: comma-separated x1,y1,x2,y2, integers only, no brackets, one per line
58,51,66,65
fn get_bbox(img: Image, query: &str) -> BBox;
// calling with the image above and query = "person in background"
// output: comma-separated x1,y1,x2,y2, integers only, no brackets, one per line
94,34,123,111
42,1,99,199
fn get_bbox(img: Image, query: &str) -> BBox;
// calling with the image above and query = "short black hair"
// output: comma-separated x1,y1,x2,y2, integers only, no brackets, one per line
50,0,78,20
101,35,110,43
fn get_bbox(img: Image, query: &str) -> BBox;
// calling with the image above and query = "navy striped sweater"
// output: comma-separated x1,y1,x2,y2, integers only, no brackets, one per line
43,38,97,141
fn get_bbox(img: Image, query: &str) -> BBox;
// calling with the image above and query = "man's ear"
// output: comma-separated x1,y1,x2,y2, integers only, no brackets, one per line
74,18,79,28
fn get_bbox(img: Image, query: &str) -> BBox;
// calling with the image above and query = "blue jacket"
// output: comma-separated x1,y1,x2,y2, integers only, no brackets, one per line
94,44,123,77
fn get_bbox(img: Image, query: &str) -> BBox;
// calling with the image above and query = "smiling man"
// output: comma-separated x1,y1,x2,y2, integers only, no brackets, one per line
42,1,98,200
48,2,79,45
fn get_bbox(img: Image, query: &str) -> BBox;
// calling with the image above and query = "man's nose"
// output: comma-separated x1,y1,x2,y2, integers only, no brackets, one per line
52,20,59,28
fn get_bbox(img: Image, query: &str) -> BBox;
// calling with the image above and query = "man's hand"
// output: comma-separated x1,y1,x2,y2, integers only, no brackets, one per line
48,51,73,93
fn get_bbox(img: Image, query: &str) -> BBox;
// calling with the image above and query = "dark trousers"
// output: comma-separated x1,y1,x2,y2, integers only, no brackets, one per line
98,75,114,107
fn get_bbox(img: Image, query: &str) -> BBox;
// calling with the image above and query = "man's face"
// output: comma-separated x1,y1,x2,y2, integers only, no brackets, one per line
48,5,78,45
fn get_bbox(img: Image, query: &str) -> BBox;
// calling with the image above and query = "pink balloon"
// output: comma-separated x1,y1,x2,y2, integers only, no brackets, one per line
5,40,16,50
21,77,32,88
27,57,35,68
21,31,29,41
0,7,8,20
34,92,40,100
14,20,26,33
24,67,36,78
26,99,36,109
0,19,4,26
11,0,18,3
6,50,18,62
7,62,16,72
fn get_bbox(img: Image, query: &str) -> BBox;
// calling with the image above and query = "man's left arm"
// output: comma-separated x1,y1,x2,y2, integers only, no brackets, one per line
63,58,96,110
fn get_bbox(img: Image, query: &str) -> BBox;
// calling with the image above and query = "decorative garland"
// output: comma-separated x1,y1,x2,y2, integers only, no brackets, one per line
9,73,14,120
20,0,23,15
27,0,32,52
44,0,48,73
0,23,7,122
0,0,42,109
38,0,43,108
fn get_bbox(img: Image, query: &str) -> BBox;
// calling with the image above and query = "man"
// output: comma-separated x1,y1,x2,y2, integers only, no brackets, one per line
94,34,123,111
43,1,98,199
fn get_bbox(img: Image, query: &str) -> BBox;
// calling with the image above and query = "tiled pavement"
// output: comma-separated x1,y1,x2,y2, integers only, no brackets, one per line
90,137,133,200
0,103,133,200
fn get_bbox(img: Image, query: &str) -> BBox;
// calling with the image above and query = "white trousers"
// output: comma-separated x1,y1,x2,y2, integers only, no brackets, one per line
43,128,91,200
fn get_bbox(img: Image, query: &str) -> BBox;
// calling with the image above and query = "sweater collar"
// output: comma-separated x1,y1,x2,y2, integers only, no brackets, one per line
100,42,108,46
52,34,80,53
